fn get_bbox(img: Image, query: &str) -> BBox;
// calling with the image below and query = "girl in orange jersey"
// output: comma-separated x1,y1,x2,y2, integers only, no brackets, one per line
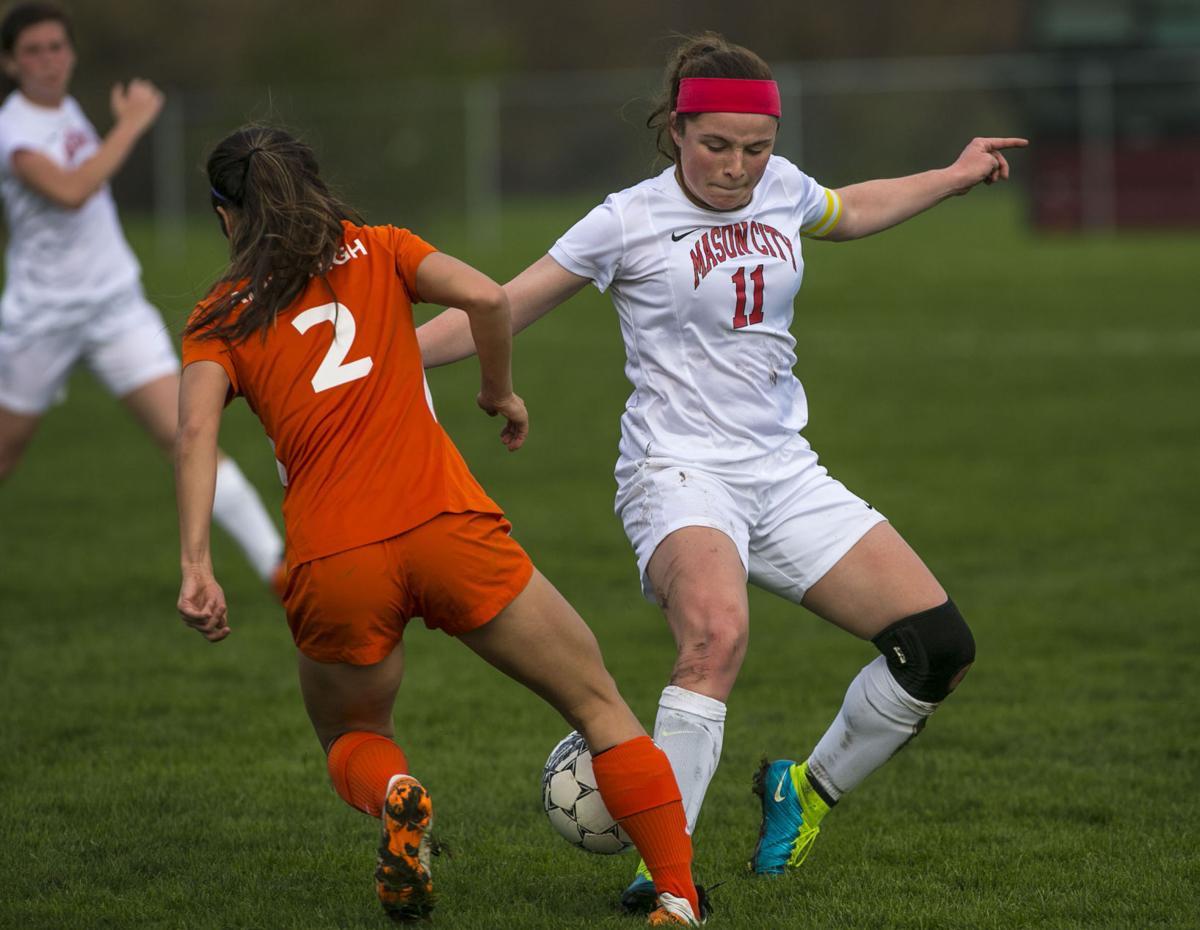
174,125,706,927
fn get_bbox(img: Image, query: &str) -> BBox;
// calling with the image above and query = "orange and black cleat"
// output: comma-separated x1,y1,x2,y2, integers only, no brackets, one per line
647,886,711,926
375,775,436,922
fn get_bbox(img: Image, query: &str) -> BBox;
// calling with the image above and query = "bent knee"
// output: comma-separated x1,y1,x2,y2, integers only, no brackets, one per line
872,599,975,703
673,600,749,663
669,617,749,699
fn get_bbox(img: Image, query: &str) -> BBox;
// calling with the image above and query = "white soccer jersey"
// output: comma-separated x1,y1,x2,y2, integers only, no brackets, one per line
0,91,140,332
549,155,842,467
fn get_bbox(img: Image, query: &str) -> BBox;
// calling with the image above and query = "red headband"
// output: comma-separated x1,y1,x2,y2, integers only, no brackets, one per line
675,77,781,118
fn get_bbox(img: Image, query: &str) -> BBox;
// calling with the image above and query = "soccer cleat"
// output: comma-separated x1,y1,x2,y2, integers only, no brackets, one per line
620,859,657,913
646,887,709,926
376,775,436,921
749,759,829,875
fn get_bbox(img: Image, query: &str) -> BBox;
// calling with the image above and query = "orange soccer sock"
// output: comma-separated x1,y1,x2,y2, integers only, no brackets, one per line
326,731,409,818
591,735,699,916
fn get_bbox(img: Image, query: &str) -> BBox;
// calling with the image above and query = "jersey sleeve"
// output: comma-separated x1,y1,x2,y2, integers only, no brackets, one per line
181,319,241,398
0,116,42,173
796,174,843,240
771,157,843,239
548,197,623,293
389,227,438,303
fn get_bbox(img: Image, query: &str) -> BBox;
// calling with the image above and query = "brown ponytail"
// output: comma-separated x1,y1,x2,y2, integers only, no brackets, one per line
646,32,775,164
186,125,363,345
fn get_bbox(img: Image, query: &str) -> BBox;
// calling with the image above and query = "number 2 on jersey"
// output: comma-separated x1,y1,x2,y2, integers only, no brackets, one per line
731,264,765,329
292,302,373,393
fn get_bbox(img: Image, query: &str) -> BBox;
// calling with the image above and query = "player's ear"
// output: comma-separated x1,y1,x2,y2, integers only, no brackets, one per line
1,54,17,82
669,111,684,148
213,204,232,240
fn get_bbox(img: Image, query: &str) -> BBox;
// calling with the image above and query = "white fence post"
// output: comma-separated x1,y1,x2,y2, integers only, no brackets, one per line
153,93,186,257
465,78,501,249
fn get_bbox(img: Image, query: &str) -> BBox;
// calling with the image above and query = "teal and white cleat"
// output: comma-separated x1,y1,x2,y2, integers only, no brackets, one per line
749,759,830,875
620,859,657,913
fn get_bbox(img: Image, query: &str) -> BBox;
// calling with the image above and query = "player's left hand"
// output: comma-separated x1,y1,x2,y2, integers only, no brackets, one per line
110,79,165,136
177,569,230,643
948,137,1029,194
477,390,529,452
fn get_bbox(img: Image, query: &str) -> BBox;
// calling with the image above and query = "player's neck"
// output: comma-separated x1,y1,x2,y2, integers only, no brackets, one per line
19,87,67,110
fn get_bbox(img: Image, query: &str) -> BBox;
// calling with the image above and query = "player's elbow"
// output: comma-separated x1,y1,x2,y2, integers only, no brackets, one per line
35,173,93,209
460,281,509,321
174,416,219,459
43,186,90,210
45,177,100,210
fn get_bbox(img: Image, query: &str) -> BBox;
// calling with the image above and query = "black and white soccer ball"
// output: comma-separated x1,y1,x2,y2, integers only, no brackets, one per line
541,731,634,855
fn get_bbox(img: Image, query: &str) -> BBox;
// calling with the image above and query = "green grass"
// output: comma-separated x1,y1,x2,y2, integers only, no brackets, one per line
1,193,1198,929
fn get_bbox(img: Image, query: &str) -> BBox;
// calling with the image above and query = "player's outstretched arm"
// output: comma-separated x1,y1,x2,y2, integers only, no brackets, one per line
416,252,531,451
175,360,230,642
11,79,164,210
416,255,590,369
827,137,1029,241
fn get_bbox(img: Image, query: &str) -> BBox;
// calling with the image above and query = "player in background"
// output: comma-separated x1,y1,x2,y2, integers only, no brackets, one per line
416,32,1027,908
176,125,707,927
0,2,284,591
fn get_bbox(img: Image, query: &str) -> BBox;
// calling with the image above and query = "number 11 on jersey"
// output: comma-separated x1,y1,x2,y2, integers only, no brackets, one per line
731,264,765,329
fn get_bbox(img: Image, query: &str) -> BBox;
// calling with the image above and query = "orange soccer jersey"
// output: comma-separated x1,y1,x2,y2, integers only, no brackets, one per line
181,221,501,567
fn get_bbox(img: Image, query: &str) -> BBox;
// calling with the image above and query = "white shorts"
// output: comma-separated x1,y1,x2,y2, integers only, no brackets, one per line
0,285,179,415
614,434,887,604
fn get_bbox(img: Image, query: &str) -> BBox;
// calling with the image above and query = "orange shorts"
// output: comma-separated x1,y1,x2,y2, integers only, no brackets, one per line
283,511,534,665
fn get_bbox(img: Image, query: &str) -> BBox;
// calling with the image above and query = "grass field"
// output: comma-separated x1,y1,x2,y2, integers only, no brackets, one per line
1,193,1197,929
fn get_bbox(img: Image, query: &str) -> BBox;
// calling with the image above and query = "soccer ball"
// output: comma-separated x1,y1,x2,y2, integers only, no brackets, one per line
541,731,634,855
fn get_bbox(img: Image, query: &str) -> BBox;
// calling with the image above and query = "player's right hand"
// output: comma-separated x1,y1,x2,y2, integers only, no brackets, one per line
177,569,231,643
477,390,529,452
111,79,165,135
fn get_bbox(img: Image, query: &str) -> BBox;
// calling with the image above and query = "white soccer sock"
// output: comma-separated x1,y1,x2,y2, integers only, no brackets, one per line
805,655,938,802
212,458,284,581
653,685,726,834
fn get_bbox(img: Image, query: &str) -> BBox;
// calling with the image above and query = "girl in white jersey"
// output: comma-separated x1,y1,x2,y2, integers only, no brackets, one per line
418,33,1027,905
0,2,284,591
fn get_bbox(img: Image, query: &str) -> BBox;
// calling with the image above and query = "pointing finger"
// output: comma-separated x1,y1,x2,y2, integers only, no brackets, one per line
985,137,1029,151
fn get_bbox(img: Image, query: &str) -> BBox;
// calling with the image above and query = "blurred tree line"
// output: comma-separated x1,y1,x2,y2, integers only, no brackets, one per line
8,2,1194,231
47,0,1026,223
64,0,1026,92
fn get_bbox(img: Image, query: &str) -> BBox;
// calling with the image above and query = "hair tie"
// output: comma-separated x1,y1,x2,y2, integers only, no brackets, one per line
210,186,230,203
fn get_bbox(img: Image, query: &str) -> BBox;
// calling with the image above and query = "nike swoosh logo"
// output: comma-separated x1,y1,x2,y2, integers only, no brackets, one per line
671,227,705,241
658,730,689,739
773,772,788,803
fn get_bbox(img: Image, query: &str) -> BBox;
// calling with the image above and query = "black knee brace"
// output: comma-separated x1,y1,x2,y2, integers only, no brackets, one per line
871,599,975,703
